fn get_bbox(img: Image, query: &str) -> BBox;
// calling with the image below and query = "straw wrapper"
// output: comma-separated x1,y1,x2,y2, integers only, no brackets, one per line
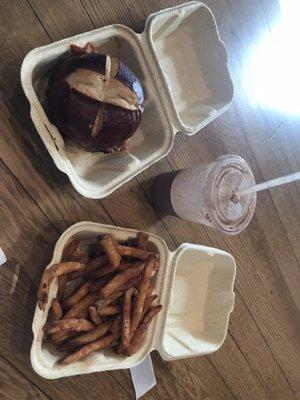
130,355,156,399
0,247,7,265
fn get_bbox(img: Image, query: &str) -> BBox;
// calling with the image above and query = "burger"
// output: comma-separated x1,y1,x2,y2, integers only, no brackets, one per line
48,42,144,153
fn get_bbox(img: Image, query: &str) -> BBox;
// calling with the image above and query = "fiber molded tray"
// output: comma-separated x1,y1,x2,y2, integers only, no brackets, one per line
31,222,236,379
21,1,234,199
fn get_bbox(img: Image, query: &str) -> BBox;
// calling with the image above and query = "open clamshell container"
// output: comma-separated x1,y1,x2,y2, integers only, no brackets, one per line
21,1,234,199
31,222,236,379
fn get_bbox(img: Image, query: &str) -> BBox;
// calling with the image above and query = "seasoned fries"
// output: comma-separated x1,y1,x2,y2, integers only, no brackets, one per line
57,275,67,301
131,255,156,335
62,240,80,261
116,245,150,260
120,275,142,292
63,320,113,349
51,298,63,320
97,290,123,310
62,281,92,310
100,235,121,268
44,318,94,334
88,306,102,326
121,288,133,348
39,231,162,365
111,315,121,334
64,292,100,319
90,261,131,279
55,261,86,276
60,332,121,365
86,255,109,272
101,263,145,299
38,268,56,310
126,306,162,356
98,305,121,316
137,232,149,250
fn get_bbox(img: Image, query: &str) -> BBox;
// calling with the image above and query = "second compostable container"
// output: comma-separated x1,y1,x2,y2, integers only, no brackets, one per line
31,222,236,379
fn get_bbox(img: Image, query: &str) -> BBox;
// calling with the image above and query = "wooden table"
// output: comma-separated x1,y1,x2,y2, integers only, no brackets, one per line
0,0,299,399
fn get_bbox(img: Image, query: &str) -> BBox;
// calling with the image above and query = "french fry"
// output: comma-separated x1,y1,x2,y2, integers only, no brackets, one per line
63,239,90,262
137,232,149,250
116,245,151,260
62,281,92,310
126,306,162,356
98,290,123,310
51,298,63,320
111,315,121,333
88,306,102,326
98,305,121,316
86,255,109,272
52,331,78,345
100,235,121,268
69,245,88,262
63,320,113,349
121,288,133,348
37,268,56,310
90,261,131,279
71,251,87,262
62,240,80,261
151,260,160,277
60,331,121,365
89,277,112,292
67,271,85,282
101,263,145,299
55,261,86,276
64,292,99,319
120,275,142,292
67,256,108,281
89,241,103,259
90,262,116,279
44,318,94,334
145,283,154,297
116,297,158,355
131,255,156,335
109,341,119,350
142,295,157,319
57,275,67,301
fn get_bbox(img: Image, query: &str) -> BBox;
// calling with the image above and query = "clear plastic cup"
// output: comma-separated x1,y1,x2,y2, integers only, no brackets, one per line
151,155,257,235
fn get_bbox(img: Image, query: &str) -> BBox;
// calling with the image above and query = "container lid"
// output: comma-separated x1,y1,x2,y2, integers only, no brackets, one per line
158,244,236,360
145,1,234,135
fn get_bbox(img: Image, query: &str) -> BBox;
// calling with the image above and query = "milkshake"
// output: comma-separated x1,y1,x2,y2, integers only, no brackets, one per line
151,155,256,235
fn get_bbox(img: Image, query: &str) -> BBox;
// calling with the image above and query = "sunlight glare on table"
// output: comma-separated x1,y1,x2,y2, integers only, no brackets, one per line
247,0,300,115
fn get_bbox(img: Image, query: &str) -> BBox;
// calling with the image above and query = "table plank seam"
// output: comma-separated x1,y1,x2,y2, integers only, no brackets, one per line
0,353,53,400
26,0,52,40
228,329,273,400
234,238,298,392
205,356,238,400
78,0,96,28
234,287,296,396
0,158,60,236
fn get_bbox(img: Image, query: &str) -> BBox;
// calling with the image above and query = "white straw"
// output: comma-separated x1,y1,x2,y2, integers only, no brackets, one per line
237,171,300,196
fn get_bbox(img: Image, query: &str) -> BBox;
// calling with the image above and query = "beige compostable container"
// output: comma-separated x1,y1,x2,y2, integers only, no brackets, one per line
21,1,234,199
31,222,236,379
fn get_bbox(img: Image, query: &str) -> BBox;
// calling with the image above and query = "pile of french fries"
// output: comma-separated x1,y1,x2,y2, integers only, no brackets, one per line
38,232,162,365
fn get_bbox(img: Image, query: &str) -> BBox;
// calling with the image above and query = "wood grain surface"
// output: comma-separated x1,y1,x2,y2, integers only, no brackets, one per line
0,0,299,399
